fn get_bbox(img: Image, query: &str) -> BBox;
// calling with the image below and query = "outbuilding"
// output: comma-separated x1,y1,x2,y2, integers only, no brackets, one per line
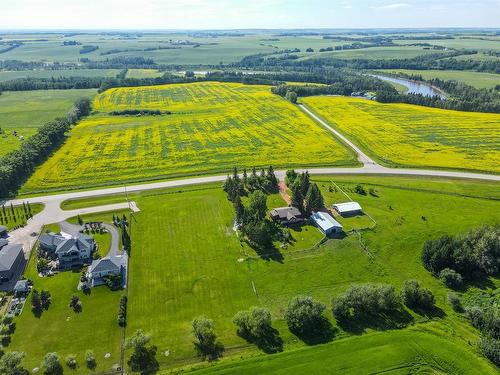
310,212,343,235
333,202,363,217
0,244,24,282
0,239,8,249
13,279,30,295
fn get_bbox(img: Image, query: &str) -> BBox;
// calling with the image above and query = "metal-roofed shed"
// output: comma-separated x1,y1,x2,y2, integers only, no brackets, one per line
333,202,363,217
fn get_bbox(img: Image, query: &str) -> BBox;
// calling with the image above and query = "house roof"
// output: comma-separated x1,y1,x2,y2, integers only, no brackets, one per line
311,212,342,232
14,279,29,292
89,256,121,274
55,235,93,256
0,239,8,249
39,233,65,249
333,202,362,213
270,207,302,220
0,244,23,272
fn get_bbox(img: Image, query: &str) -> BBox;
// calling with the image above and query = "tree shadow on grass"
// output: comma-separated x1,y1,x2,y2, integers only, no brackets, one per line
337,308,414,335
464,276,495,291
290,317,338,345
237,327,284,354
409,305,446,319
245,240,284,263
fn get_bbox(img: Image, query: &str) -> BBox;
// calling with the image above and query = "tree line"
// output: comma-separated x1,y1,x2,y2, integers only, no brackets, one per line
232,49,500,74
421,225,499,366
0,97,92,198
376,72,500,113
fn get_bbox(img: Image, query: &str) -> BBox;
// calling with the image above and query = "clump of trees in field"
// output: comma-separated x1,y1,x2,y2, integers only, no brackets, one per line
400,280,435,310
233,307,283,353
422,225,499,367
109,109,171,116
421,225,499,283
285,296,327,337
0,351,28,375
465,306,500,366
41,352,63,375
31,290,51,317
224,167,284,252
125,330,159,373
192,316,224,361
0,97,91,198
332,283,400,322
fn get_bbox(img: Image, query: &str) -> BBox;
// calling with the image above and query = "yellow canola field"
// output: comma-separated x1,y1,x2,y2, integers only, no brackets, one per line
23,82,356,193
302,96,500,173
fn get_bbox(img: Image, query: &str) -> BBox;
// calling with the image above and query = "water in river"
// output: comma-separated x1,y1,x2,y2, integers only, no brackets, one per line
371,74,446,99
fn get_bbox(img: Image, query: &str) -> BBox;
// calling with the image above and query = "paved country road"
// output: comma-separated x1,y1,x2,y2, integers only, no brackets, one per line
3,102,499,258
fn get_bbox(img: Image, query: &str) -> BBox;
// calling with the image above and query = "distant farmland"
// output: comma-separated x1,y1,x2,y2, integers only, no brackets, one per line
0,89,97,157
376,69,500,89
302,96,500,174
22,82,356,194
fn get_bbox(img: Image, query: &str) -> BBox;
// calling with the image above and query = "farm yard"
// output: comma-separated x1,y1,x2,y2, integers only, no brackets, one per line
301,96,500,174
0,89,97,156
21,82,356,194
44,175,500,373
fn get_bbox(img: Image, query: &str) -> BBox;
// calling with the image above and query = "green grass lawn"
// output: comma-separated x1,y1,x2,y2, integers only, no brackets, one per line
0,203,43,231
187,325,494,374
54,175,500,373
376,69,500,89
0,89,97,156
8,223,123,374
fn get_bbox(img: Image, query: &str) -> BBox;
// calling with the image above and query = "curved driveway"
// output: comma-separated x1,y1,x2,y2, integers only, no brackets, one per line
4,102,499,256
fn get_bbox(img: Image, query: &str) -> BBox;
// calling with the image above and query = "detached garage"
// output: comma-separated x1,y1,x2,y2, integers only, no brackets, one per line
333,202,363,217
0,244,24,282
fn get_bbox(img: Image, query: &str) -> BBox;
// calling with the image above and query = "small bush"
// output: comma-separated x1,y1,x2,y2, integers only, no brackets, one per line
439,268,463,289
447,292,462,312
332,283,399,322
85,350,96,370
285,296,325,335
65,354,77,369
354,184,366,195
479,335,500,366
401,280,435,310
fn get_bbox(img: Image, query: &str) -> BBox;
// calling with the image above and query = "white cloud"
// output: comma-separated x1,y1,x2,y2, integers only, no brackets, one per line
373,2,412,10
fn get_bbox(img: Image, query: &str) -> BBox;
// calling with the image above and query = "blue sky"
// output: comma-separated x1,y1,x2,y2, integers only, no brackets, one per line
1,0,499,29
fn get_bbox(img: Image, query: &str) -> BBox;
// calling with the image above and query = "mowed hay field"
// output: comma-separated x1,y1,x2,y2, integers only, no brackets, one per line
302,96,500,173
0,89,97,156
21,82,356,194
95,175,499,372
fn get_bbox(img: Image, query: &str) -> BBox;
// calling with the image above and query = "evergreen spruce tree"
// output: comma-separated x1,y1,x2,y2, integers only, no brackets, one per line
304,183,324,214
291,183,304,213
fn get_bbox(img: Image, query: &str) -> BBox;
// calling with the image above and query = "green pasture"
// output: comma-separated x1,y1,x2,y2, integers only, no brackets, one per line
187,325,495,374
0,69,119,82
0,89,97,156
52,175,500,373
